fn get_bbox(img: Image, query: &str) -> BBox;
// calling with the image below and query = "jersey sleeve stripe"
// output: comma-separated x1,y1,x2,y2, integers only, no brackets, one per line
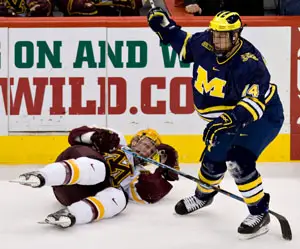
237,101,259,121
248,97,265,110
242,97,264,118
265,84,276,104
179,33,192,60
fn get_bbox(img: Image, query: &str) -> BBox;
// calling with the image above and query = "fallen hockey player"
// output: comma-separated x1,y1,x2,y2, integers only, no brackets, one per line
12,126,180,228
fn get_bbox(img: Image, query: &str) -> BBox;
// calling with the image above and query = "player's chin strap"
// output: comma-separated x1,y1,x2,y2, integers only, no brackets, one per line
121,146,292,241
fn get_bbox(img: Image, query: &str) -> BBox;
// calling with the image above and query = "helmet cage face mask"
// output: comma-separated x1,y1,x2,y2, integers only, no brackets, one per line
209,11,243,57
130,136,158,165
210,30,239,57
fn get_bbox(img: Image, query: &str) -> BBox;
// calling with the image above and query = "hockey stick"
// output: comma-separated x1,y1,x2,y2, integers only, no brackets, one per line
149,0,155,8
122,146,292,241
147,0,171,16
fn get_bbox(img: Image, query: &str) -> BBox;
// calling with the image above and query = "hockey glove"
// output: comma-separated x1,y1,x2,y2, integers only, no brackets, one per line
203,112,241,147
147,7,181,44
154,144,180,181
91,129,120,153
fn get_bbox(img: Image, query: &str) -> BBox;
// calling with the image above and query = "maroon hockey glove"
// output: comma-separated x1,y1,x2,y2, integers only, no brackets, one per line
155,144,180,181
91,129,120,153
135,170,173,203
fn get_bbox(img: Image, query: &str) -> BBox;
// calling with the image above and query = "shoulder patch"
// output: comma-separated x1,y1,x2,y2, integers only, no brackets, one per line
201,41,213,52
241,52,259,62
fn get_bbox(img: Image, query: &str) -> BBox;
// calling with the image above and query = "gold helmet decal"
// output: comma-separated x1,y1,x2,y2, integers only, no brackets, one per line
209,11,242,32
135,128,162,146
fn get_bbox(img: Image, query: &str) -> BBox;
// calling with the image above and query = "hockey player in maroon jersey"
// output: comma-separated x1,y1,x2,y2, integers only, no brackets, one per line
13,126,179,228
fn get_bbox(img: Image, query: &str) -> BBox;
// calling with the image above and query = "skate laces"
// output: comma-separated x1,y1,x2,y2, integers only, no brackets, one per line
243,214,264,227
183,196,206,212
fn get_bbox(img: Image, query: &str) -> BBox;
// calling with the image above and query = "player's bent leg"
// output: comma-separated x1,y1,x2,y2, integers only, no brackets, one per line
52,180,111,206
175,159,226,215
226,146,270,239
43,187,128,228
17,157,108,188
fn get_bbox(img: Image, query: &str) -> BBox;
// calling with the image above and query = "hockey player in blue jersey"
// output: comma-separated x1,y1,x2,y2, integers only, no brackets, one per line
147,9,284,239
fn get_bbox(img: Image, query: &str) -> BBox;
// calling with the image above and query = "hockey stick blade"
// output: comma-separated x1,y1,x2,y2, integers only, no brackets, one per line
122,146,292,241
269,210,292,240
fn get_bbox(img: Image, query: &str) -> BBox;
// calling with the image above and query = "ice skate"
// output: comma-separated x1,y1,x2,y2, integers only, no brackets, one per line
238,212,270,239
10,171,45,188
39,208,76,228
175,192,216,215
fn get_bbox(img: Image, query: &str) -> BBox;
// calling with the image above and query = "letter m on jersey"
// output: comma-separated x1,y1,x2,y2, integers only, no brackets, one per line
195,66,227,98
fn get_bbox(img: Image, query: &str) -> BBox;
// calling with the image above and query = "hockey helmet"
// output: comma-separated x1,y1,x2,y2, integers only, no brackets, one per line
134,128,162,145
209,11,243,57
130,128,162,165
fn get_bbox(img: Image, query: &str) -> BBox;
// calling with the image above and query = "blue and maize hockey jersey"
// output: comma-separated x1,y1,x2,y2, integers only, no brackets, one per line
169,30,282,124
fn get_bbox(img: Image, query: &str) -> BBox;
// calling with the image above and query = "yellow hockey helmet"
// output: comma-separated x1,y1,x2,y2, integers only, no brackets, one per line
135,128,162,146
130,128,162,165
209,11,242,32
209,11,243,57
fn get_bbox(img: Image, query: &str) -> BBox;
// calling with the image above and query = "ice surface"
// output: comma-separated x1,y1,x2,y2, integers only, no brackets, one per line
0,163,299,249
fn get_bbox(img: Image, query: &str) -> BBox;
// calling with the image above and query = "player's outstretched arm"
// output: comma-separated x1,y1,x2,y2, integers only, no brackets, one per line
68,126,120,153
147,7,194,63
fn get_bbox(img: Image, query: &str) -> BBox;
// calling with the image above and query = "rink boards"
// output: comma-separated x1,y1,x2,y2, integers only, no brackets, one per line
0,18,299,163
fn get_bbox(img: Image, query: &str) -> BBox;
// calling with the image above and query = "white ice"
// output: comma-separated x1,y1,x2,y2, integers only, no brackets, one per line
0,163,299,249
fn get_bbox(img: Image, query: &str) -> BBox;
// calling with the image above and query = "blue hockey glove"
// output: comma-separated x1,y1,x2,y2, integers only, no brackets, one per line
147,7,180,44
203,112,241,146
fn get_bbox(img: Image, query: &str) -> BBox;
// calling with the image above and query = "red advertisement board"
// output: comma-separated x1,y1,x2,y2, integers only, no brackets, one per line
291,27,300,160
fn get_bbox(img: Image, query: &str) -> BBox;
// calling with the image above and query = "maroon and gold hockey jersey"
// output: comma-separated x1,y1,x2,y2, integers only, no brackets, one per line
67,125,180,204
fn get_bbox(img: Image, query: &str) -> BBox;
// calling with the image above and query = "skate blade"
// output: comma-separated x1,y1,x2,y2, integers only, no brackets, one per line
37,220,50,225
9,179,24,184
10,179,34,184
9,179,40,187
38,219,70,228
238,226,269,240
